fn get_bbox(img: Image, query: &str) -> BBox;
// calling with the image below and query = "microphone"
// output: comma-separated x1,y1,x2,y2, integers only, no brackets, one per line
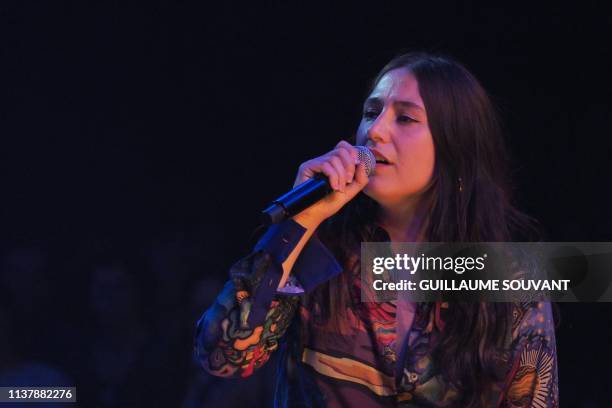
261,146,376,225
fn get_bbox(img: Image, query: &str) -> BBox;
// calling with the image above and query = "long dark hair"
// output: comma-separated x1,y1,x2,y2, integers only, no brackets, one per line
306,52,539,407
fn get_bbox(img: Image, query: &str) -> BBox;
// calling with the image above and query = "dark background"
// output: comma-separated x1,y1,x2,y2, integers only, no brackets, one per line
2,2,611,407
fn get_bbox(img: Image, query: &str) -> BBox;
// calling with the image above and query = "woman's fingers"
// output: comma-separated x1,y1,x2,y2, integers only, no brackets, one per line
291,141,370,224
352,161,368,188
319,161,340,191
327,156,347,191
331,141,358,185
340,162,367,200
295,140,366,193
337,148,357,183
335,140,356,156
335,140,359,165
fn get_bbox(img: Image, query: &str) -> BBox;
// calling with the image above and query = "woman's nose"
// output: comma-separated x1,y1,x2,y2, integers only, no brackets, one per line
367,113,391,144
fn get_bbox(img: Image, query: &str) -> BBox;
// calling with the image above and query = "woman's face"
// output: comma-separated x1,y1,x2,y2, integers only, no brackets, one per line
356,68,435,207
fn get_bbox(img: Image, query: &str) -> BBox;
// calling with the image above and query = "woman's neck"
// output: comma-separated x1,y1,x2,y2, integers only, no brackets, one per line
377,196,429,242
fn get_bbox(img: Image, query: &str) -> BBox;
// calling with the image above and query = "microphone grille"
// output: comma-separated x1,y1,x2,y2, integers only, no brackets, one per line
356,146,376,176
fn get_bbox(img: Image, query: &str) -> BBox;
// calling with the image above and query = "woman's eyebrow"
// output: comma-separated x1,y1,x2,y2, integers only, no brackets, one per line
394,100,425,112
364,97,425,113
364,97,383,107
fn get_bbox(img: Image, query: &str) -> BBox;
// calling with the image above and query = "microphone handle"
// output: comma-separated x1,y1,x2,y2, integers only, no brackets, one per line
261,174,332,225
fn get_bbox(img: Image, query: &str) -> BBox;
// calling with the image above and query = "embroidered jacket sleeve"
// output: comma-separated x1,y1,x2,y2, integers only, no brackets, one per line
499,302,559,407
193,219,343,378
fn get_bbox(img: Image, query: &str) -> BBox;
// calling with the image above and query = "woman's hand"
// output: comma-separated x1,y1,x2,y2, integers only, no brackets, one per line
292,140,369,229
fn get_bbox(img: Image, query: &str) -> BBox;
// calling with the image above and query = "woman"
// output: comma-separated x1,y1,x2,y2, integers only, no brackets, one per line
194,53,558,407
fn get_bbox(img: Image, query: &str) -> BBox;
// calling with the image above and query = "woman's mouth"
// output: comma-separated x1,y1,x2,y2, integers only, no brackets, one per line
369,148,392,166
376,159,391,165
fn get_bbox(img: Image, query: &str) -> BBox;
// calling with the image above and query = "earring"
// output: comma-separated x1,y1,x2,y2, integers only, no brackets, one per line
458,177,463,192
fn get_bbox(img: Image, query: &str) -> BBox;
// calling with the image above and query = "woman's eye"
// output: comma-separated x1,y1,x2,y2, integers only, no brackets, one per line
397,115,415,124
363,110,379,120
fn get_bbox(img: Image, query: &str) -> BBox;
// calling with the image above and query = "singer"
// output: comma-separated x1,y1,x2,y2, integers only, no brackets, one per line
194,53,558,407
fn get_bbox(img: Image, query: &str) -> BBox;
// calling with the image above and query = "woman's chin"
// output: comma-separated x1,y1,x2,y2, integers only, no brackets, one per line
363,182,389,203
363,182,428,208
